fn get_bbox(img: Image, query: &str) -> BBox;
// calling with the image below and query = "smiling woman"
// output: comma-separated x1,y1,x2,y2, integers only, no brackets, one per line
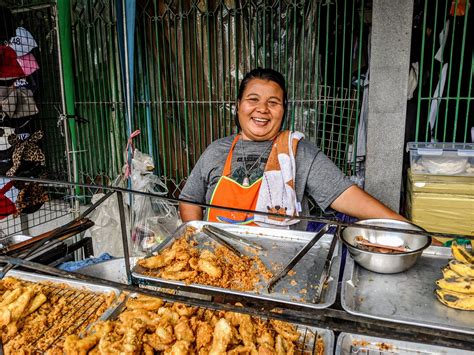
179,68,405,230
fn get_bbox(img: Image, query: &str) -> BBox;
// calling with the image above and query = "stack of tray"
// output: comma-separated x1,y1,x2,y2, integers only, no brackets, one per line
0,270,122,353
341,245,474,335
132,221,341,310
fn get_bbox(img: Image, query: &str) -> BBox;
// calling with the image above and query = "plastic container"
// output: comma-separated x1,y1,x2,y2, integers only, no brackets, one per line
407,142,474,176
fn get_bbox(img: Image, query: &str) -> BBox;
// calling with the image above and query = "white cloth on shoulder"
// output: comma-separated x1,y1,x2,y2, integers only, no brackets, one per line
254,130,304,228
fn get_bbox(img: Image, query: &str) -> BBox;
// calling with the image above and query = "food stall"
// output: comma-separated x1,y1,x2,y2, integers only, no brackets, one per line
0,179,472,354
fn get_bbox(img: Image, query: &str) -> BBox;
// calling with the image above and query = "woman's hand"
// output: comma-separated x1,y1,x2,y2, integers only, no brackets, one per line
330,185,407,221
179,202,204,222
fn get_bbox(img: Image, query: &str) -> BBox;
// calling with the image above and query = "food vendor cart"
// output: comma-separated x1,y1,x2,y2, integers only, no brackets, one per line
0,179,472,354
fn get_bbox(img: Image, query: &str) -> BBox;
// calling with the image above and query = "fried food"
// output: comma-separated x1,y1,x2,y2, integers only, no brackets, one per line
139,226,272,291
0,277,114,354
64,294,311,354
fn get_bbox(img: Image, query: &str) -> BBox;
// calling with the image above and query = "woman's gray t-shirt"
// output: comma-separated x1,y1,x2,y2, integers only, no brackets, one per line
179,134,353,229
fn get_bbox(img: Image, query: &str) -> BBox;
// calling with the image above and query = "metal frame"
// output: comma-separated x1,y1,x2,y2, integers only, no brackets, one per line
0,177,472,351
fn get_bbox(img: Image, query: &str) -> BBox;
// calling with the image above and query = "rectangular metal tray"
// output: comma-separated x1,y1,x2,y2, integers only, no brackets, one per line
335,332,471,354
132,221,341,309
107,293,335,355
341,246,474,335
3,269,123,321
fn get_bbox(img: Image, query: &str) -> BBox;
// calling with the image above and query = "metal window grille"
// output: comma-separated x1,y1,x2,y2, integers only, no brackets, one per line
133,0,368,194
0,1,73,237
411,0,473,143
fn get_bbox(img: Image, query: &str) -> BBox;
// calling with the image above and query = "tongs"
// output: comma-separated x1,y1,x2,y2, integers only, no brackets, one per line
202,225,264,251
201,225,248,257
266,224,330,292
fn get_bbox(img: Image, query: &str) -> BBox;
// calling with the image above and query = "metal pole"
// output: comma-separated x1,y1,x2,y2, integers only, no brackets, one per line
116,191,131,284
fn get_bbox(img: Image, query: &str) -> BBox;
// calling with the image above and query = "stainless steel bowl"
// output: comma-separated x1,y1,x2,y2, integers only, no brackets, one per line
341,219,431,274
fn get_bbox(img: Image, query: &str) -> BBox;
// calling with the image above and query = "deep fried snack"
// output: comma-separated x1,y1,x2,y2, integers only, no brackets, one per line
61,294,313,355
140,226,273,291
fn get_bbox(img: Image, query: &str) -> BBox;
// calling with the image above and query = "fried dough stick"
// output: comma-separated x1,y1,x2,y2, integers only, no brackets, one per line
0,286,34,326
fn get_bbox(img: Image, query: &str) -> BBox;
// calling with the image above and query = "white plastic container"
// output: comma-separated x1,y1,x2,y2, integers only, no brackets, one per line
407,142,474,176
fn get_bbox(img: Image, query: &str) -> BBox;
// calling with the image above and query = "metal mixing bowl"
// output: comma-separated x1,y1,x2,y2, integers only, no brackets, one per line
341,219,431,274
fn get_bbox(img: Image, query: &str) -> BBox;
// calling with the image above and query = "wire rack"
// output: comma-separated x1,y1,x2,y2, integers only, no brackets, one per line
9,280,110,353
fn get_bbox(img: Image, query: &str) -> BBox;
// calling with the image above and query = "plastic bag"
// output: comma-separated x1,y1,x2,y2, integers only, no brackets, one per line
130,149,179,255
87,191,131,257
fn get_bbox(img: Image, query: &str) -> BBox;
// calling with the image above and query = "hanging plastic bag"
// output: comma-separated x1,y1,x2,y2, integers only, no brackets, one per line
87,189,131,257
130,149,179,255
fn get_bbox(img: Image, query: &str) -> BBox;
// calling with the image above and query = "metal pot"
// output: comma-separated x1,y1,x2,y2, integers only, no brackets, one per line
341,219,431,274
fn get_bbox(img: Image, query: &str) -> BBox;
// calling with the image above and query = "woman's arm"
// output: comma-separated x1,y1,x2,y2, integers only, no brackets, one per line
179,202,203,222
330,185,407,221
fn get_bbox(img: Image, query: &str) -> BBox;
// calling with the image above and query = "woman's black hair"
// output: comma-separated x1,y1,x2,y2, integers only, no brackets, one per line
235,67,288,130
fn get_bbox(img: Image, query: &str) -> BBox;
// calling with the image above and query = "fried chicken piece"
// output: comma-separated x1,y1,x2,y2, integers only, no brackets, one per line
160,270,198,281
118,309,153,325
143,333,169,351
138,248,176,269
228,345,254,354
209,318,233,355
195,321,213,350
198,259,222,278
275,335,285,355
164,340,191,355
270,320,299,342
172,303,197,317
189,257,199,270
142,343,154,355
156,307,180,325
155,323,175,344
175,250,191,262
164,260,189,273
256,330,275,348
174,318,194,342
258,344,276,355
225,312,257,354
120,325,144,354
126,295,164,311
63,333,100,355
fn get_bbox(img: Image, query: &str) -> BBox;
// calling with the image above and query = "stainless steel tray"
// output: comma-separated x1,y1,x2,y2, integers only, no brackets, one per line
132,221,341,309
341,246,474,335
107,293,334,355
335,332,471,354
3,269,123,321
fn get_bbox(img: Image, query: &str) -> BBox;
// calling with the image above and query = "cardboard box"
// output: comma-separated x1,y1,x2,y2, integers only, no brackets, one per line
406,169,474,242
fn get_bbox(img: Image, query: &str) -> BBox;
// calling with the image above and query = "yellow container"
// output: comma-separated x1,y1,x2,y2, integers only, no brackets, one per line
406,169,474,245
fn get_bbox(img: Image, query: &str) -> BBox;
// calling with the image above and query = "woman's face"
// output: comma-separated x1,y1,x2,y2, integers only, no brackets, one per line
237,79,285,141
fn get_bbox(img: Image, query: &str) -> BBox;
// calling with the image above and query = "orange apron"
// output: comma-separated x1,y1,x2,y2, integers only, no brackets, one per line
206,136,262,225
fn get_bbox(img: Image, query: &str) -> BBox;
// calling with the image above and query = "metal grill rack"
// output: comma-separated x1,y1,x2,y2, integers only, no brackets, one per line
11,280,110,353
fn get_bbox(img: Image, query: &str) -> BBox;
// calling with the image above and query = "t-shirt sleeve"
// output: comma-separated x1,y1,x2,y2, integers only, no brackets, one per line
179,152,207,204
305,150,354,211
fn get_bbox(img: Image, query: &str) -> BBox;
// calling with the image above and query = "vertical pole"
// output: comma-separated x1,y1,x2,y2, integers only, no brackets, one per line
117,191,132,284
56,2,78,186
57,2,81,260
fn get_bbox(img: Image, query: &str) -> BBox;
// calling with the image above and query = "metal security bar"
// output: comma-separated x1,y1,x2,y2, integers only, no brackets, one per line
71,0,127,186
412,0,473,143
134,0,368,192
